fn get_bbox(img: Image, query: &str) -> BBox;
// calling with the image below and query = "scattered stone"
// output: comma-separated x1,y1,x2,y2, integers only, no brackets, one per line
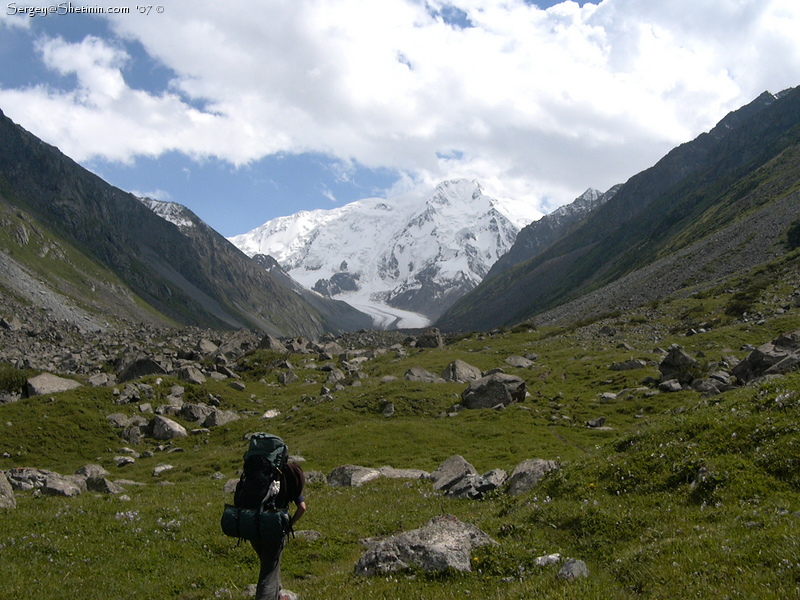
558,558,589,581
229,380,246,391
354,514,496,576
42,475,82,497
416,328,444,348
0,472,16,509
152,415,188,440
461,373,526,409
441,359,482,383
117,357,169,383
86,476,124,494
586,416,606,428
659,379,683,393
659,345,700,384
203,408,239,428
505,355,535,369
178,365,206,385
153,464,174,477
405,366,446,383
610,359,647,371
258,334,288,353
535,553,561,566
75,464,110,479
378,466,430,480
505,459,559,496
431,455,477,493
327,465,381,487
733,329,800,383
25,373,82,397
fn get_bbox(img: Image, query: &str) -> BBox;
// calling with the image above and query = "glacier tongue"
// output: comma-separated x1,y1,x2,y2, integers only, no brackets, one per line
229,179,542,329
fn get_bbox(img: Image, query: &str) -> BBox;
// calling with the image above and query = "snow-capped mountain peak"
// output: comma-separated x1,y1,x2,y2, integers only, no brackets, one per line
229,179,542,329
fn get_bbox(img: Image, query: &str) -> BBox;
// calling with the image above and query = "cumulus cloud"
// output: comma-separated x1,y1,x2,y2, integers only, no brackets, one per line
1,0,799,209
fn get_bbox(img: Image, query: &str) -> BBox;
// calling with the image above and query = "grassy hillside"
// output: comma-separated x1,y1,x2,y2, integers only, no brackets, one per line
2,250,800,600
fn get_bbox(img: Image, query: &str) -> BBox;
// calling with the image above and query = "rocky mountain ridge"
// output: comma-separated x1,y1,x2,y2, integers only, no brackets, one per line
0,109,372,338
438,87,800,331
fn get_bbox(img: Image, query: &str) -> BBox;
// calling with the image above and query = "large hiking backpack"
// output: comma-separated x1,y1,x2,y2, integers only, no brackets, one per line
234,433,289,511
221,433,290,542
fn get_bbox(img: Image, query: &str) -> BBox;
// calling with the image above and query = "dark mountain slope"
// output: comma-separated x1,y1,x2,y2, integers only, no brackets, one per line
437,88,800,331
0,109,371,337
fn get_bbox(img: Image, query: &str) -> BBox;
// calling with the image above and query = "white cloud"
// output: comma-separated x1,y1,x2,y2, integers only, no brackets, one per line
1,0,799,212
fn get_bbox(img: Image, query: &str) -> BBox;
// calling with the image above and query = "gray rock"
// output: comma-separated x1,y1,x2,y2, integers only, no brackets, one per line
586,416,606,428
106,413,131,428
378,466,430,480
558,558,589,581
461,373,526,409
151,415,188,440
294,530,323,541
327,465,381,487
86,476,124,494
659,345,700,384
659,379,683,393
258,334,288,353
505,355,535,369
405,366,446,383
430,455,477,493
441,359,482,383
42,475,82,497
179,403,214,423
117,357,169,383
416,328,444,349
25,372,82,397
354,514,496,576
75,464,110,479
203,408,239,428
610,359,647,371
733,329,800,383
178,365,206,385
279,370,299,385
0,472,15,509
195,338,219,355
505,459,559,496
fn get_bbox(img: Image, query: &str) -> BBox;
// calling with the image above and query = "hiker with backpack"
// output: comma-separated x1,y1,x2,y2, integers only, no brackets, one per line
221,433,306,600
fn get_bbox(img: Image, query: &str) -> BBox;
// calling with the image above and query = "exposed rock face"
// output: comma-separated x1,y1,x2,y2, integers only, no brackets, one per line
430,455,505,499
354,514,497,576
460,373,526,409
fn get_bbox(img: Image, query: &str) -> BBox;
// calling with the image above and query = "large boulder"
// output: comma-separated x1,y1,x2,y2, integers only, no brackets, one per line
460,373,526,409
354,514,496,576
25,373,82,397
505,459,559,496
733,329,800,383
441,360,482,383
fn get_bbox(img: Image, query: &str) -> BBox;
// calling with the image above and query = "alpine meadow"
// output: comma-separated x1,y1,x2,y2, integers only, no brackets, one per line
2,82,800,600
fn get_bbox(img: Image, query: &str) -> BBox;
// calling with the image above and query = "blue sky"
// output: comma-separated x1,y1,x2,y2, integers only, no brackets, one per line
2,0,799,236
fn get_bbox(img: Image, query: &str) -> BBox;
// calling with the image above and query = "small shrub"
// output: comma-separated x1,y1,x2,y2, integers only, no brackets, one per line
0,363,26,392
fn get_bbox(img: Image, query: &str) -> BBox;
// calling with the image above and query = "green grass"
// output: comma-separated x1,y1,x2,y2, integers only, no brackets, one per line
2,253,800,599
